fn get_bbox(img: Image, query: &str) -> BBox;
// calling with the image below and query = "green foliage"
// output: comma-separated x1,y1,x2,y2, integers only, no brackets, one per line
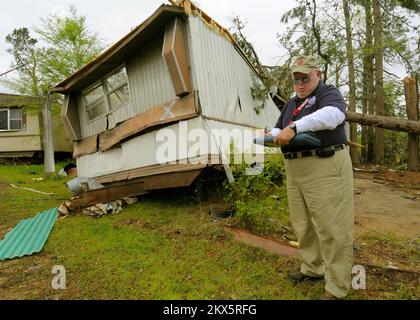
35,5,104,90
277,0,419,168
382,80,409,167
230,16,288,110
224,155,290,235
250,76,269,114
396,0,420,13
2,28,42,96
2,5,104,95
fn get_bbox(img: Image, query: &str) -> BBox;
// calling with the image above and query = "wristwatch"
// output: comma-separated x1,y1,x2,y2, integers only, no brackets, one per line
289,122,297,134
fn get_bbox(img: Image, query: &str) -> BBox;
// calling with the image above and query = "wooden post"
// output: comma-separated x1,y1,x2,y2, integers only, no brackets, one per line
43,92,55,173
403,76,419,171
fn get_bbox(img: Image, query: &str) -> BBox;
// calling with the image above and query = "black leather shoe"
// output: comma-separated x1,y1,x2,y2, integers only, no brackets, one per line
287,272,324,284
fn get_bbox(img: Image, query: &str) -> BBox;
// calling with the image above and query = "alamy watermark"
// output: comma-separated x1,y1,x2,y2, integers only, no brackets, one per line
352,265,366,290
51,265,66,290
155,121,267,175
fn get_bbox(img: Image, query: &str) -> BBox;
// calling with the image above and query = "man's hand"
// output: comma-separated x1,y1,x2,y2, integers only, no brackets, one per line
274,127,296,146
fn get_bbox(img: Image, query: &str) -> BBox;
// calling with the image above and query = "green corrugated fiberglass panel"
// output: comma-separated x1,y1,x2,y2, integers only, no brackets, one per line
0,208,58,260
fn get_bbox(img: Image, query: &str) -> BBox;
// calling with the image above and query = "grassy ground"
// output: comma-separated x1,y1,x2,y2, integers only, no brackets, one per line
0,164,418,300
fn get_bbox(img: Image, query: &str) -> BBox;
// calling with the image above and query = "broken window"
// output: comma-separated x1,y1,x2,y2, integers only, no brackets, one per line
82,67,130,122
83,84,106,121
0,108,24,131
105,68,129,111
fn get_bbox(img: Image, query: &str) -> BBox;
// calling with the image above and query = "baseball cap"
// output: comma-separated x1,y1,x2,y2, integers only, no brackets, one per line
291,55,321,74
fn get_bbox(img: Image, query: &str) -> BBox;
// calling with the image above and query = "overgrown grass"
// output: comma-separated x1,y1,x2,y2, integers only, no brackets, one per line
0,163,310,300
0,163,417,300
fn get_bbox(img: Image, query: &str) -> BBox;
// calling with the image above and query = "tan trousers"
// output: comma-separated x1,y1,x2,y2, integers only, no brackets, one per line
285,148,354,298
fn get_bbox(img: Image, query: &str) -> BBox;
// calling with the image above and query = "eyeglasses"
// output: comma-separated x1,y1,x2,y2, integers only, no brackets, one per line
292,76,311,85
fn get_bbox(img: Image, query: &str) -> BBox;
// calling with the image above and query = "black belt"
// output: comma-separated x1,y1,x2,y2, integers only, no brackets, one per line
284,144,345,159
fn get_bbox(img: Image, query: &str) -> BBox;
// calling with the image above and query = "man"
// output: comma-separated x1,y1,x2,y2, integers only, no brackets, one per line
272,55,354,300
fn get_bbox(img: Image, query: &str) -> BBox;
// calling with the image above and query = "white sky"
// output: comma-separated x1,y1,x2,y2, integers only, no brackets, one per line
0,0,296,93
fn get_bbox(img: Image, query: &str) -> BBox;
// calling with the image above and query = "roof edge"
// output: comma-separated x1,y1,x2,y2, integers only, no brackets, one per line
54,4,186,93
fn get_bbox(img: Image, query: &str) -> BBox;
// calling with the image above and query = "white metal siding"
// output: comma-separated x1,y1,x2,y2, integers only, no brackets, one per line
76,34,176,139
76,117,204,178
186,16,280,129
126,34,176,115
77,94,107,139
107,103,134,129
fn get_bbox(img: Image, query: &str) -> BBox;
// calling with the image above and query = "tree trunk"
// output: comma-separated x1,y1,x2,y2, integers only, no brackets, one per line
403,76,419,171
361,54,368,161
343,0,358,163
362,0,375,163
346,111,420,134
373,0,384,163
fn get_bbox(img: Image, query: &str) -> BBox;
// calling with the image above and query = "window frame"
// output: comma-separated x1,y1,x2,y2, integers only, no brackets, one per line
82,65,130,123
0,108,25,132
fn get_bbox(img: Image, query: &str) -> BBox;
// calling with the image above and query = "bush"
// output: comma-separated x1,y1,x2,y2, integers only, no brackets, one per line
224,154,290,235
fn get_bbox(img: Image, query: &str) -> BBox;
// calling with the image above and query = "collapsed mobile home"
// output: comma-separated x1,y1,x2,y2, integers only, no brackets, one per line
54,1,283,191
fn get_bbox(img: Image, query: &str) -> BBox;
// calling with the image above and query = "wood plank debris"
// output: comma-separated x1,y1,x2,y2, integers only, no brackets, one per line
10,184,53,196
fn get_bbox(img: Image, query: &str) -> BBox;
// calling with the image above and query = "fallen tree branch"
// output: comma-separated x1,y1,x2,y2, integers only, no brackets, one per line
346,111,420,134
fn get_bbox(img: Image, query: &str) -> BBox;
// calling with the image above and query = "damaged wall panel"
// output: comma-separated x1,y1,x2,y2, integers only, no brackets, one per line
127,36,176,117
73,135,98,158
98,92,198,152
61,94,82,141
163,17,192,97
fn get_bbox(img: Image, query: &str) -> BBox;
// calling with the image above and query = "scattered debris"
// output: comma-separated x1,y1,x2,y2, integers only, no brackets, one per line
58,163,77,177
66,177,104,194
10,184,53,196
372,180,388,185
209,204,236,220
0,208,58,260
58,197,138,218
81,201,123,218
353,168,380,173
289,241,299,248
400,195,417,200
123,197,138,206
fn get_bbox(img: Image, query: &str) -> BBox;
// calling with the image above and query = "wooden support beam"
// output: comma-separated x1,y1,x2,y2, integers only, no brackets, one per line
99,93,198,152
67,180,147,209
67,169,203,209
73,135,98,158
224,227,298,257
143,169,202,190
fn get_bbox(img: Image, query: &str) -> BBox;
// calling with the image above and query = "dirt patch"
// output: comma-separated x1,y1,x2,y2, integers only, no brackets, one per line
354,235,419,272
353,172,420,239
0,182,9,189
373,169,420,185
354,264,420,299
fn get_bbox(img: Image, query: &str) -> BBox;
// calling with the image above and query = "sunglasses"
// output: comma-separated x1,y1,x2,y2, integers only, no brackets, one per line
292,75,311,85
